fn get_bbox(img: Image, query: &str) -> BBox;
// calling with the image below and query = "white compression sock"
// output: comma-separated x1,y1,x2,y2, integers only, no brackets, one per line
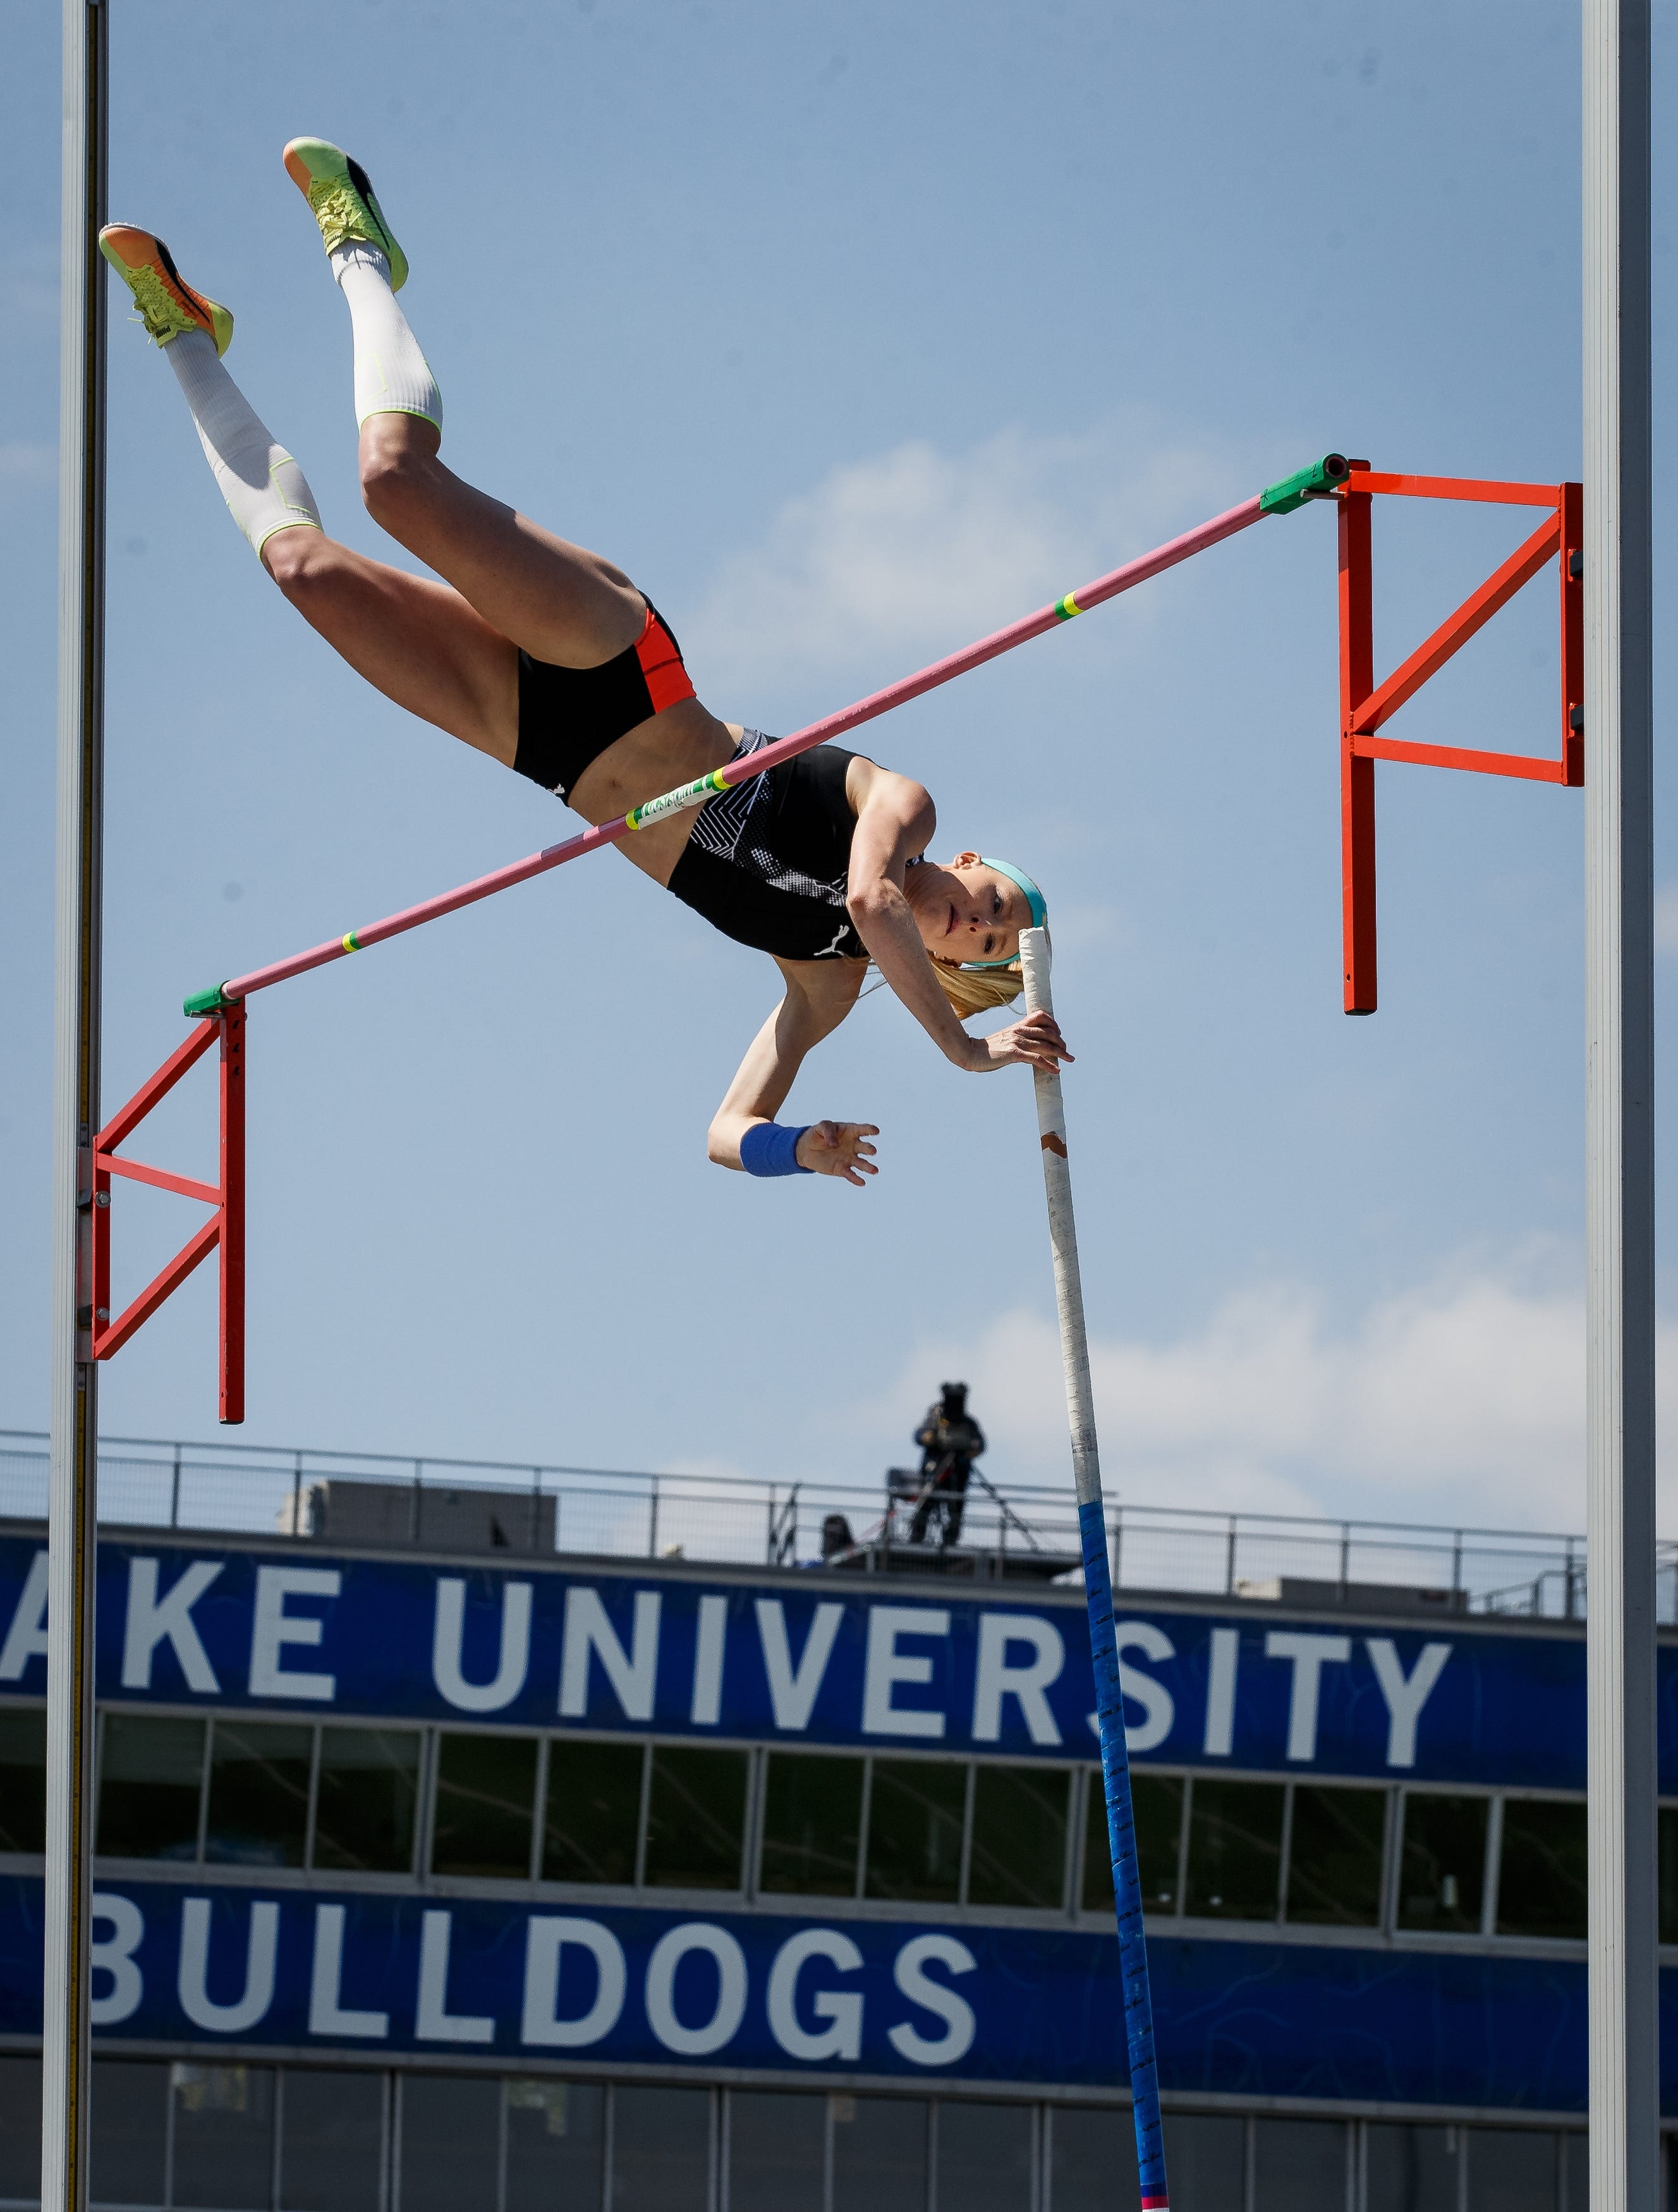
329,241,442,430
164,331,323,557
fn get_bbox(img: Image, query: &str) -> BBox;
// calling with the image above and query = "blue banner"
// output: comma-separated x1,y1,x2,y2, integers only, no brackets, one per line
2,1533,1670,1790
0,1876,1651,2115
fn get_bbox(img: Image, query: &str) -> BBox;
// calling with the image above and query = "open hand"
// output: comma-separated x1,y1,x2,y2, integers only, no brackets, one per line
795,1121,881,1186
959,1009,1073,1074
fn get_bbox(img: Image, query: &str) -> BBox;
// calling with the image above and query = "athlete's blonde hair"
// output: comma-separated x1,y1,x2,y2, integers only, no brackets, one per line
930,957,1025,1018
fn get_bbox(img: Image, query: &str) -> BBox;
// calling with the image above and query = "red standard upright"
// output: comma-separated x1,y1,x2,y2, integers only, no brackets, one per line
1337,463,1584,1012
87,1004,244,1421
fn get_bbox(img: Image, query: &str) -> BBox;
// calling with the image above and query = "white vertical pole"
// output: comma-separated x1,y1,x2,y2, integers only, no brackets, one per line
1019,934,1100,1511
1019,930,1168,2209
44,3,107,2208
1583,2,1657,2206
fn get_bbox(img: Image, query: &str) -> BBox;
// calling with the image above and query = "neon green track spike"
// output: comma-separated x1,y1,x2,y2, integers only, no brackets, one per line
282,137,409,291
97,225,234,355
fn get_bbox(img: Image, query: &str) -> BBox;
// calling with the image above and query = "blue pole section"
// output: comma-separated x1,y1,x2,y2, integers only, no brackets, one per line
1019,929,1167,2211
1080,1496,1167,2206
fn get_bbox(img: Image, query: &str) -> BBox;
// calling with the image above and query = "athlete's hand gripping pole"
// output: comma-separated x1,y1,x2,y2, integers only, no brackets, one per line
1019,928,1169,2212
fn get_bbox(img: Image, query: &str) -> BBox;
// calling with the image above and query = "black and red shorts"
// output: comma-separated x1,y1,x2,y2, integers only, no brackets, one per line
512,599,695,801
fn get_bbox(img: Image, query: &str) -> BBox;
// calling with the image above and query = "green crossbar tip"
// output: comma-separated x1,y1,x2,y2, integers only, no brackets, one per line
1259,452,1351,518
183,983,236,1018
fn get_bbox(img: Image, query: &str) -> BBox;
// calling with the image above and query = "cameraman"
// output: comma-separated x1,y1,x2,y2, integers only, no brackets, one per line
909,1382,985,1547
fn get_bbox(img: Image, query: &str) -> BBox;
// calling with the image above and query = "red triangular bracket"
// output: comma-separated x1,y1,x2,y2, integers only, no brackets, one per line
1337,466,1583,1013
88,1004,246,1423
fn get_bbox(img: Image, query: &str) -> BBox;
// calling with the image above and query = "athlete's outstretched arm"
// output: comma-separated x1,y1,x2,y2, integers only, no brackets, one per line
843,772,1069,1074
707,962,879,1185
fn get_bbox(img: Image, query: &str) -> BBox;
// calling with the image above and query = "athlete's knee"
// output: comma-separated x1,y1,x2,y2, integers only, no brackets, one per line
261,523,333,595
358,419,441,523
358,445,421,522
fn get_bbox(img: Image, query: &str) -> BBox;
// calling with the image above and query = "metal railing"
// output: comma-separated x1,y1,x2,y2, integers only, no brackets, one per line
2,1429,1674,1621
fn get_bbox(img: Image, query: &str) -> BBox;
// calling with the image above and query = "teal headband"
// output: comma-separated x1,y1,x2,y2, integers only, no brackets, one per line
966,857,1047,967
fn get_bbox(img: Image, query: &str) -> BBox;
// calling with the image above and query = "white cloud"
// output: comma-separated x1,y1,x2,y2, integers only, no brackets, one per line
690,416,1243,689
853,1251,1678,1540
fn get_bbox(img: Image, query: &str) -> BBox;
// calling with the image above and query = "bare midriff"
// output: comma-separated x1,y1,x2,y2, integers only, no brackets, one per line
567,698,743,885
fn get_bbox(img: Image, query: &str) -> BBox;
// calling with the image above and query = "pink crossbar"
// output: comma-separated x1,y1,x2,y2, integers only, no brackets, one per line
218,494,1265,1002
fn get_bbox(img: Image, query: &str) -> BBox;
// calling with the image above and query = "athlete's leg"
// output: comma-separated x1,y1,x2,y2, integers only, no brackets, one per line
260,529,516,765
284,138,645,669
100,227,323,563
355,410,646,671
100,224,516,763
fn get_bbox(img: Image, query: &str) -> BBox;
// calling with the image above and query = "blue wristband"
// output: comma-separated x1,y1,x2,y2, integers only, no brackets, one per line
739,1122,813,1177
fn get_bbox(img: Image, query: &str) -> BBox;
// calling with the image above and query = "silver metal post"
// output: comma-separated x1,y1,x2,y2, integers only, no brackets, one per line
1583,2,1657,2203
44,3,107,2207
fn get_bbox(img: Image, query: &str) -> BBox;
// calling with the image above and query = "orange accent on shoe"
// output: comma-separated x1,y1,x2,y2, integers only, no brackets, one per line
99,224,231,352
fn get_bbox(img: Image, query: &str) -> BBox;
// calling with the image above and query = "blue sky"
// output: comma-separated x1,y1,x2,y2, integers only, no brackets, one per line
2,1,1674,1535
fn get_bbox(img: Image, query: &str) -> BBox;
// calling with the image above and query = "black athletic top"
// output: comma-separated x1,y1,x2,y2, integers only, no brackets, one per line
666,731,868,962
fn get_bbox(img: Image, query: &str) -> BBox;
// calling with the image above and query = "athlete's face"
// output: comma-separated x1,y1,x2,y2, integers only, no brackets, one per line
906,853,1033,964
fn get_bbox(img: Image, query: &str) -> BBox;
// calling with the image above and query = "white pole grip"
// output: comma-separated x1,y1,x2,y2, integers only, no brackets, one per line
1019,928,1102,1509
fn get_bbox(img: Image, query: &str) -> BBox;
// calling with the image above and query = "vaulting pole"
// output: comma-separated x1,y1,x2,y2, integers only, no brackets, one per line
1582,2,1657,2205
1019,928,1167,2211
45,1,108,2206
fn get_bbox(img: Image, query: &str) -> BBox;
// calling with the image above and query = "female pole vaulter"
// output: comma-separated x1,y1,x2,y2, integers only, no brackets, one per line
99,141,1069,1188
